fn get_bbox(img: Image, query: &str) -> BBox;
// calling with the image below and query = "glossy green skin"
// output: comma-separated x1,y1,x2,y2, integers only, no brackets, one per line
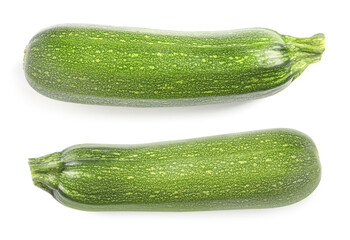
24,25,325,107
29,129,321,211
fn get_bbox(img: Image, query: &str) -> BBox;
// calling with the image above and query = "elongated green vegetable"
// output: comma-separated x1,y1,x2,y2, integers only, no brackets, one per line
29,129,321,211
23,25,325,107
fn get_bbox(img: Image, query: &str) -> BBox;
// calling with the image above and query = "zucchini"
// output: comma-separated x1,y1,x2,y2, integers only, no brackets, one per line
23,25,325,107
29,129,321,211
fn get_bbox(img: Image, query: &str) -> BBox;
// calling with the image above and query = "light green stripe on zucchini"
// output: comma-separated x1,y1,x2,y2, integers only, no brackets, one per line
29,129,321,211
23,25,325,107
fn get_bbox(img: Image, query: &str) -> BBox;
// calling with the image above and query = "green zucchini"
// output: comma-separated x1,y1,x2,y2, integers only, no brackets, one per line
23,25,325,107
29,129,321,211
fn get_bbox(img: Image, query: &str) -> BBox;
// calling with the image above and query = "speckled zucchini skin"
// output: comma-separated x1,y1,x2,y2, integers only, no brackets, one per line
29,129,321,211
23,25,325,107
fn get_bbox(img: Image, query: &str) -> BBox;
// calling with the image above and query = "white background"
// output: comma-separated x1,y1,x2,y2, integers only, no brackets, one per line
1,0,349,239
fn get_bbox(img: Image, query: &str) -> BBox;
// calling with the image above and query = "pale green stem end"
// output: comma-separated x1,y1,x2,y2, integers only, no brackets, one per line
29,152,63,195
282,33,325,80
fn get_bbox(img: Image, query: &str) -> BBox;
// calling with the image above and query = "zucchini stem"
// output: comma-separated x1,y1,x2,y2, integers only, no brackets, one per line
28,152,62,195
282,33,325,80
